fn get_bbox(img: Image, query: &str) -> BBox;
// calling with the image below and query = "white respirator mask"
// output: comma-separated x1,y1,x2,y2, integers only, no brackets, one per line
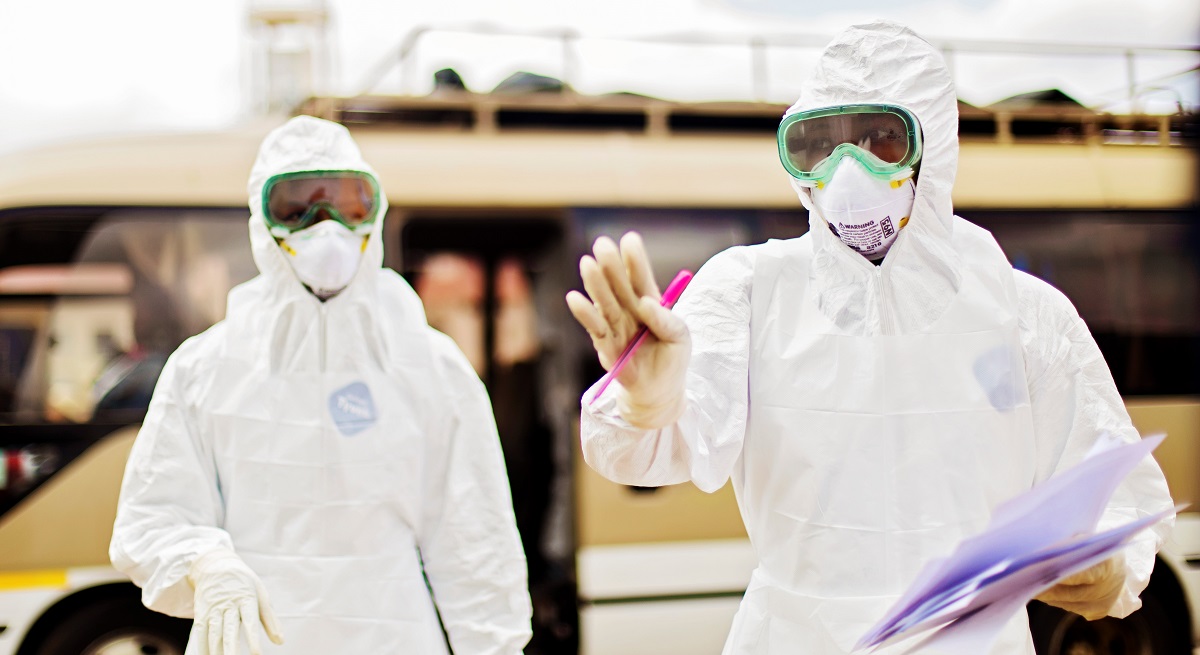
812,155,916,261
279,220,367,299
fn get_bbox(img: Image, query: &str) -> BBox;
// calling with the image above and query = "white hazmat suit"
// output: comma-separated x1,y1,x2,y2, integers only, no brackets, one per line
578,21,1174,655
111,116,532,654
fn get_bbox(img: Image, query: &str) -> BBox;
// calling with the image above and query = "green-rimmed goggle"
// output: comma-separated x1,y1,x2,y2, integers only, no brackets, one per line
262,170,381,237
777,104,922,188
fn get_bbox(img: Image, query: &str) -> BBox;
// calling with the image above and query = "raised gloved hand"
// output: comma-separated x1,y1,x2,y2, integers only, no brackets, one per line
1035,553,1126,621
188,548,285,654
566,232,691,428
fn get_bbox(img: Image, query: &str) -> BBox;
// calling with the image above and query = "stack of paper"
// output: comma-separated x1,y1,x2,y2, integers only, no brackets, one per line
855,433,1175,653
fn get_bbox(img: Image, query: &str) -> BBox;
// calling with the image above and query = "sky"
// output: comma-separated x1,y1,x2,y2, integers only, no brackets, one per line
0,0,1197,155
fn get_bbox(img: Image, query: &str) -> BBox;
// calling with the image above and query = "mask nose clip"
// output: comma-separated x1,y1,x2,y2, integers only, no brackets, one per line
310,202,336,225
811,155,916,261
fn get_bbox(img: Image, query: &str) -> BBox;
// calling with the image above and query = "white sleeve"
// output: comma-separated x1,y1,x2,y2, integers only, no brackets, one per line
109,342,233,618
580,245,754,493
1017,271,1175,618
417,331,533,655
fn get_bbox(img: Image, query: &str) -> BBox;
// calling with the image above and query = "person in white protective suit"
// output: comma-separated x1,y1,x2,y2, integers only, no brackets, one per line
110,115,532,655
565,21,1175,655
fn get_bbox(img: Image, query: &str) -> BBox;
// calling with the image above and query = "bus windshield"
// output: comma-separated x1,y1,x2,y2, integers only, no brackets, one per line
0,208,255,426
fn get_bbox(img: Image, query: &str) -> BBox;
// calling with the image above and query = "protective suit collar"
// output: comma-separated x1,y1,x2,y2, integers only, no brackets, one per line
785,20,962,334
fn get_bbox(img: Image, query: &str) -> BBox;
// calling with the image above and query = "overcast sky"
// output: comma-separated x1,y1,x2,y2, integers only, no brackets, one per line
0,0,1197,155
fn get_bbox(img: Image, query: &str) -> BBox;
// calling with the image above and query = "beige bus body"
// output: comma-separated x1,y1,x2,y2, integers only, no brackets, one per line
0,96,1196,654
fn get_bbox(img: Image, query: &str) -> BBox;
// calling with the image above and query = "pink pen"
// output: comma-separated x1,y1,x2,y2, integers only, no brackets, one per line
588,269,694,405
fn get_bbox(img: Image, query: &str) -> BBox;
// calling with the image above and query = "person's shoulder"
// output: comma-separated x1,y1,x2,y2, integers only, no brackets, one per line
1012,269,1087,373
372,268,429,327
169,321,227,364
426,326,463,354
1013,269,1080,325
707,237,806,264
423,327,486,394
696,239,793,282
152,321,229,393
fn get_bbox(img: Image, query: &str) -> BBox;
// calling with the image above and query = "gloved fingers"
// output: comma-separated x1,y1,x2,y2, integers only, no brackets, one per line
1045,598,1110,621
580,255,628,340
617,385,688,429
190,620,211,655
566,290,608,340
1037,577,1123,604
1071,555,1122,585
1037,558,1125,603
222,607,240,655
1055,561,1107,586
1052,570,1087,586
254,581,286,645
593,236,642,315
1036,582,1092,603
637,297,689,344
620,232,661,300
567,291,622,371
1036,571,1123,623
208,613,223,655
239,601,263,654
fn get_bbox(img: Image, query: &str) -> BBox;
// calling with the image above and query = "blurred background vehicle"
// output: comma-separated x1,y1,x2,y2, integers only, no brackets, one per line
0,11,1197,655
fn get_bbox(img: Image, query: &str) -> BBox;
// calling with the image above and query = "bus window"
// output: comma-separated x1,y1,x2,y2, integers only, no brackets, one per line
11,210,257,424
969,211,1200,396
0,324,35,414
577,208,758,288
0,207,255,523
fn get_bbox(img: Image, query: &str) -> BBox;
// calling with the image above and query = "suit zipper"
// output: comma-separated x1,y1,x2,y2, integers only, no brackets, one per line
318,303,327,372
877,266,895,335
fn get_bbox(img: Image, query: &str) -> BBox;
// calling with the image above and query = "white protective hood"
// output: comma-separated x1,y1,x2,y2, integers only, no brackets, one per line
243,114,397,320
788,20,963,335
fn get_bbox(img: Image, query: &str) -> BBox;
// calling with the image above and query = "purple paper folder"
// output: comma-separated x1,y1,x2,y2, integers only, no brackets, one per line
856,432,1177,653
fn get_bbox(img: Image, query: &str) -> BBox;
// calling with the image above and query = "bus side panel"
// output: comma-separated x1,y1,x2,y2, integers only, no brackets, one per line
1125,399,1200,511
0,427,138,570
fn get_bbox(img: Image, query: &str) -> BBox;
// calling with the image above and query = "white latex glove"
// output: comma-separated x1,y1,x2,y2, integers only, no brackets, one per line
1035,553,1126,621
187,548,285,655
565,232,691,428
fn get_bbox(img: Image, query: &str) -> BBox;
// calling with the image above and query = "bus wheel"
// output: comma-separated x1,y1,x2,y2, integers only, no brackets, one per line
1027,595,1179,655
31,595,188,655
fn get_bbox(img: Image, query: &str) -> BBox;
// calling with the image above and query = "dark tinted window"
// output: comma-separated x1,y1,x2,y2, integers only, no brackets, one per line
966,210,1200,396
0,207,254,424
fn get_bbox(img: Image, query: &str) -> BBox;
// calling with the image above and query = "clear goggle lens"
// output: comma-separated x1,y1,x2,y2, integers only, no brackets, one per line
777,104,922,186
263,171,380,233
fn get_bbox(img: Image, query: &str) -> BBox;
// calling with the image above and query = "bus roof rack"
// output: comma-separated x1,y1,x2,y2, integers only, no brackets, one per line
295,90,1197,147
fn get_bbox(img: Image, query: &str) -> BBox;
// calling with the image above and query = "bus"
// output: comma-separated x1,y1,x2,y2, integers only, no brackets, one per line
0,90,1196,655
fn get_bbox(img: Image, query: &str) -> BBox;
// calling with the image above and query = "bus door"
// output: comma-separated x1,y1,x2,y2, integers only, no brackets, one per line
398,215,576,654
